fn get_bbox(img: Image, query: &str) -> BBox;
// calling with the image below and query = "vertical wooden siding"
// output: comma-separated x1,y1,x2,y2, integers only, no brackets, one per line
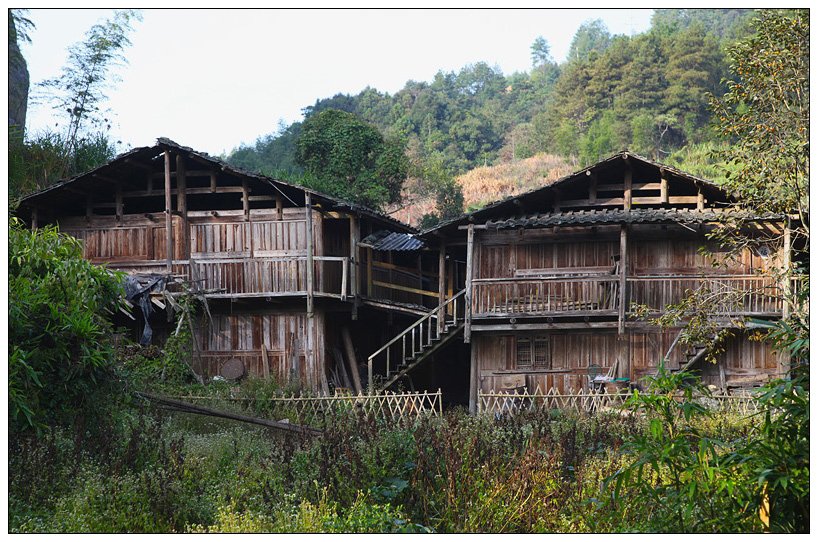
194,310,326,388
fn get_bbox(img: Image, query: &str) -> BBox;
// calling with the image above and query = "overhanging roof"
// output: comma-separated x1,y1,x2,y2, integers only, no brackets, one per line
17,138,416,234
423,151,733,237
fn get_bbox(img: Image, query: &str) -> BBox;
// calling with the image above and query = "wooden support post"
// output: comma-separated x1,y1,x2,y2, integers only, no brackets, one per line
438,240,447,334
465,224,475,343
210,172,217,192
697,185,705,211
164,151,173,273
618,224,628,335
588,172,597,204
469,343,478,415
30,208,38,229
341,327,362,394
241,180,250,220
115,185,123,224
306,193,314,318
275,196,283,220
623,161,632,210
553,188,561,212
176,154,189,259
366,247,373,297
660,171,669,204
349,214,359,312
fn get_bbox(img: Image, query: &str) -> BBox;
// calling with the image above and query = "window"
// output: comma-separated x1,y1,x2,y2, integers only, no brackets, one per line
516,336,550,369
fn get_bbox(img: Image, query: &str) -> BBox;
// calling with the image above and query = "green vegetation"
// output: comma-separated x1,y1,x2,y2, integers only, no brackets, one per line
295,109,408,208
225,10,754,191
9,10,139,199
8,217,124,432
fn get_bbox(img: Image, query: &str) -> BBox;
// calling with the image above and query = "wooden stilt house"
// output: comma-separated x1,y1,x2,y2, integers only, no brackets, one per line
17,144,792,406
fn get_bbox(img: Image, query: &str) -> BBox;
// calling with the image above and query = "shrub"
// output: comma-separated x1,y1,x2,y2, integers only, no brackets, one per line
8,217,124,432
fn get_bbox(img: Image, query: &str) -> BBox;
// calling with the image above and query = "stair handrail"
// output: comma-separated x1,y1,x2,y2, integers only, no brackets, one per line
368,289,466,391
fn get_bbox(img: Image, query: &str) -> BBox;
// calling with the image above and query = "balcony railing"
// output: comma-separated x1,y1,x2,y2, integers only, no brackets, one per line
189,256,348,298
472,274,784,317
472,276,619,316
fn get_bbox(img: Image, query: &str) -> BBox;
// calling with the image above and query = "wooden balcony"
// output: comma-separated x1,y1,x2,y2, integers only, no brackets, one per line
108,256,350,299
190,256,349,299
471,274,784,319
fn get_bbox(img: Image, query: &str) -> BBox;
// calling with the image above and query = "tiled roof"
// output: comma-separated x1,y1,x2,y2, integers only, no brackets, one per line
359,230,425,251
484,208,783,229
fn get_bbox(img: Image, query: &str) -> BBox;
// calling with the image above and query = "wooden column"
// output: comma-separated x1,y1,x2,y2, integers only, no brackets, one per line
275,196,283,220
438,240,447,334
617,222,630,381
305,193,314,317
588,171,597,204
464,224,475,343
697,185,705,211
210,172,217,192
618,224,628,335
553,188,561,212
349,214,360,318
164,150,173,273
623,159,632,210
660,171,669,204
176,154,188,259
367,247,373,297
241,179,250,220
469,344,479,415
115,185,123,225
31,208,38,229
782,223,792,319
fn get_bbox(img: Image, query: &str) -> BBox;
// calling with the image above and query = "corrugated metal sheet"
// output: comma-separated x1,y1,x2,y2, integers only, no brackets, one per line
359,230,425,251
485,209,783,229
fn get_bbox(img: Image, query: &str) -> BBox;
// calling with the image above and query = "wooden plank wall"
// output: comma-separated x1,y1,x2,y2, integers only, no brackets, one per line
193,309,326,388
472,328,777,393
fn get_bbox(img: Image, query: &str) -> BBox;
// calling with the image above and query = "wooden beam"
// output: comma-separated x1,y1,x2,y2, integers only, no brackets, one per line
305,193,314,317
465,224,475,343
618,224,628,335
176,154,189,259
125,158,154,172
164,151,173,273
438,241,447,334
93,173,120,185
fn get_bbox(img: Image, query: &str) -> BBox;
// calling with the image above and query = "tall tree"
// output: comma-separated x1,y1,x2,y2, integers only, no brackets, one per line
711,9,809,233
567,19,612,63
295,109,408,209
38,9,141,163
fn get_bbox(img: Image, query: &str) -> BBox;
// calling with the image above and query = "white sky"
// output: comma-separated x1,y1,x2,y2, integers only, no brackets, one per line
20,8,657,156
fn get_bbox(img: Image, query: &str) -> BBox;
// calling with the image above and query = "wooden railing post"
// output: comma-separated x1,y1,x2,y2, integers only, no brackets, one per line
349,213,359,318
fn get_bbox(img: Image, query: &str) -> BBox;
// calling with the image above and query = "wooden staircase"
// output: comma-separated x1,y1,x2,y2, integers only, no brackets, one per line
368,290,466,392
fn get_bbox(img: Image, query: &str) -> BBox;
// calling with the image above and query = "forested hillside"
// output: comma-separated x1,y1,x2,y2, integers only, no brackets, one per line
225,9,752,219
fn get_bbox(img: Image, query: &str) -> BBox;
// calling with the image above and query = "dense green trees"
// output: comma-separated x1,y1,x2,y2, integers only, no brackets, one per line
226,9,754,183
295,109,408,208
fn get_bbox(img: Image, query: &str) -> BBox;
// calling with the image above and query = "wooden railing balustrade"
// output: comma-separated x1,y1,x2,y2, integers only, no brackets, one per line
472,274,785,317
368,289,466,391
189,256,349,298
472,276,619,316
